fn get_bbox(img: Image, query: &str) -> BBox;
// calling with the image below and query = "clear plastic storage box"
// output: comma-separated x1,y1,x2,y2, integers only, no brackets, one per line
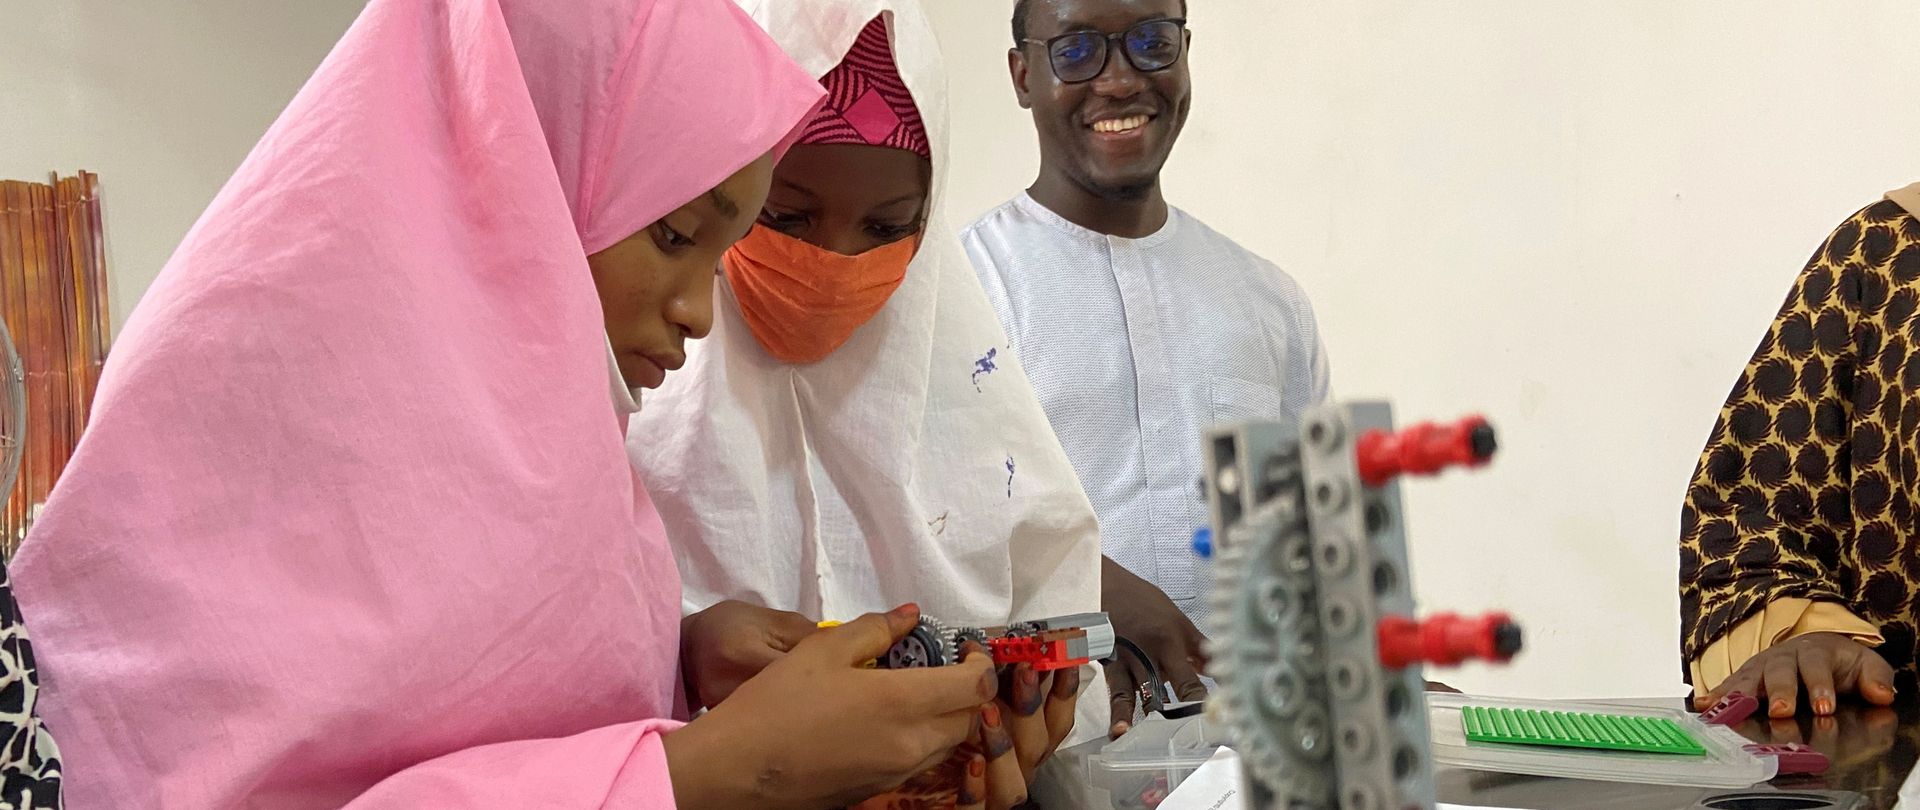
1042,711,1229,809
1427,692,1777,788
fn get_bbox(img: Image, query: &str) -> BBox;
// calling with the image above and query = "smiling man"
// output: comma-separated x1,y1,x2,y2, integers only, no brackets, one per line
962,0,1331,737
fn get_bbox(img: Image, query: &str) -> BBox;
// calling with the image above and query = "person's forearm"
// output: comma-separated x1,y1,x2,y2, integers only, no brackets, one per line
664,720,766,810
1099,554,1134,609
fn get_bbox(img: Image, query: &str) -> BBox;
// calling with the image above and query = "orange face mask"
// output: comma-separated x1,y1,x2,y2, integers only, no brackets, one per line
724,225,918,364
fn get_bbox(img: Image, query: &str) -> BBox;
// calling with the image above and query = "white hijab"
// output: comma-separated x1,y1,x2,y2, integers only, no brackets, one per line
629,0,1103,743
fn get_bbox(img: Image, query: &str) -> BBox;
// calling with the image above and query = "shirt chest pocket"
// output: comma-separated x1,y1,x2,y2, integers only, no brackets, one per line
1209,374,1286,425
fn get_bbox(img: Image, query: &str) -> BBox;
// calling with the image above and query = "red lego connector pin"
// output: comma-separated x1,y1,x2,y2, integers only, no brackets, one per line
1355,415,1497,487
1376,612,1523,669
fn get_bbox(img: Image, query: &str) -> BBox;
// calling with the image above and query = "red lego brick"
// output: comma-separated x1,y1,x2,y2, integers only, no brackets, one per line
989,629,1093,671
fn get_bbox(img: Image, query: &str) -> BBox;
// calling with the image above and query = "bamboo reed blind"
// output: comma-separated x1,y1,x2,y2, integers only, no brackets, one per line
0,172,112,557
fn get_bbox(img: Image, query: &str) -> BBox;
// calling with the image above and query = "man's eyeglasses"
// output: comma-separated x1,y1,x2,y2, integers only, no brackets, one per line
1022,18,1187,85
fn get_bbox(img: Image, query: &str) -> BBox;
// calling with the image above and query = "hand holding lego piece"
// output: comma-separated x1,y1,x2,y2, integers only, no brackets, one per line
855,661,1085,810
667,604,997,810
679,599,819,710
978,663,1084,806
842,611,1097,806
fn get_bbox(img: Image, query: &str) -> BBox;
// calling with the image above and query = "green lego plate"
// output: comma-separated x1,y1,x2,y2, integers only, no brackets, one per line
1460,706,1707,756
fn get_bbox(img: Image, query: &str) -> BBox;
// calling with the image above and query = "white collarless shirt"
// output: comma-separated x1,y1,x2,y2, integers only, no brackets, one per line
962,193,1331,624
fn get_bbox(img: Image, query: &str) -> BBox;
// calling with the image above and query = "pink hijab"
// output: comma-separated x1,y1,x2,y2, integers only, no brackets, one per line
10,0,820,807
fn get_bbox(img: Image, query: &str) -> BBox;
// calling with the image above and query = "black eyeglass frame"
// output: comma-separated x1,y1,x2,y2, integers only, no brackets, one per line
1020,17,1189,84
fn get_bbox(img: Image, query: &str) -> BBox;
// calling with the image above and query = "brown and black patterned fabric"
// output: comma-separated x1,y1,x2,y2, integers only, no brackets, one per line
0,561,60,809
1680,197,1920,693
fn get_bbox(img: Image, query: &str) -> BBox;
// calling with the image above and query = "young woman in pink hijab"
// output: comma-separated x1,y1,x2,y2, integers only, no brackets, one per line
8,0,997,808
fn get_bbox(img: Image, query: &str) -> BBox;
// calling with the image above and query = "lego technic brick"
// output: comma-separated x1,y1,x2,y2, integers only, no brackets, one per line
1348,404,1454,810
1202,421,1338,807
1201,419,1301,544
1027,611,1116,661
1202,403,1513,810
988,629,1092,671
1299,401,1437,810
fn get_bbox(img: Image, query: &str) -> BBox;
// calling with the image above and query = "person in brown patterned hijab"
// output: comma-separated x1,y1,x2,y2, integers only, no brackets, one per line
1682,183,1920,720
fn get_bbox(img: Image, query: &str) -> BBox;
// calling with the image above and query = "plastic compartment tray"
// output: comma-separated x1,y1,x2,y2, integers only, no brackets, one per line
1082,711,1229,803
1428,693,1776,788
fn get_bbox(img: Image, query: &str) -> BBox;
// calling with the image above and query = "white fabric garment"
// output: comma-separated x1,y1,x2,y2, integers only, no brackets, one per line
606,335,642,415
962,193,1331,626
629,0,1105,745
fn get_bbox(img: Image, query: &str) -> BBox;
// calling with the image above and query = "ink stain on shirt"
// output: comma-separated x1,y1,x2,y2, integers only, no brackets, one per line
1005,456,1015,498
928,511,949,536
972,348,999,392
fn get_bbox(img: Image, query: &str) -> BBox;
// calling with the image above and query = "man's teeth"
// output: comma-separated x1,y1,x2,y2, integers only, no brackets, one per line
1091,115,1150,134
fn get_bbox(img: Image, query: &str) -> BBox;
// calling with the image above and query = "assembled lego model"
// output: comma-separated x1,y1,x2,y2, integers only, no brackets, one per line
879,612,1116,671
1200,402,1521,810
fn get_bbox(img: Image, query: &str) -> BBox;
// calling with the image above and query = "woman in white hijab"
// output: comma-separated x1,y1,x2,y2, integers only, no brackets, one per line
631,0,1105,805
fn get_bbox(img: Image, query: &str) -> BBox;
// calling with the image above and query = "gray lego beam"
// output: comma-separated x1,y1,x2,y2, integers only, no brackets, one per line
1203,401,1438,810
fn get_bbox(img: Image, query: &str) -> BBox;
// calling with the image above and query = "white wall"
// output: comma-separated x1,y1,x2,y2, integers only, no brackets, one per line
0,0,367,328
927,1,1920,698
5,0,1919,700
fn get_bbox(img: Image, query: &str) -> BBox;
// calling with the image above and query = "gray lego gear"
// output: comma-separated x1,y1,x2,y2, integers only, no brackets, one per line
953,626,991,652
1202,402,1437,810
883,616,960,669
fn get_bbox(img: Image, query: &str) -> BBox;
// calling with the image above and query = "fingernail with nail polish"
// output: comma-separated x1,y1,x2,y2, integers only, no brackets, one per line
1772,699,1791,716
1019,667,1043,710
983,703,1002,729
969,756,985,778
1055,666,1081,697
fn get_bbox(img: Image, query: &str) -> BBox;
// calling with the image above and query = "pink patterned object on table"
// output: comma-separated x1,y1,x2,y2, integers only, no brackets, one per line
1700,692,1759,726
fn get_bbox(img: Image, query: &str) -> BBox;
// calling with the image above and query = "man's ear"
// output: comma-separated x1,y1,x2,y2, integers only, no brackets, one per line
1009,47,1034,110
